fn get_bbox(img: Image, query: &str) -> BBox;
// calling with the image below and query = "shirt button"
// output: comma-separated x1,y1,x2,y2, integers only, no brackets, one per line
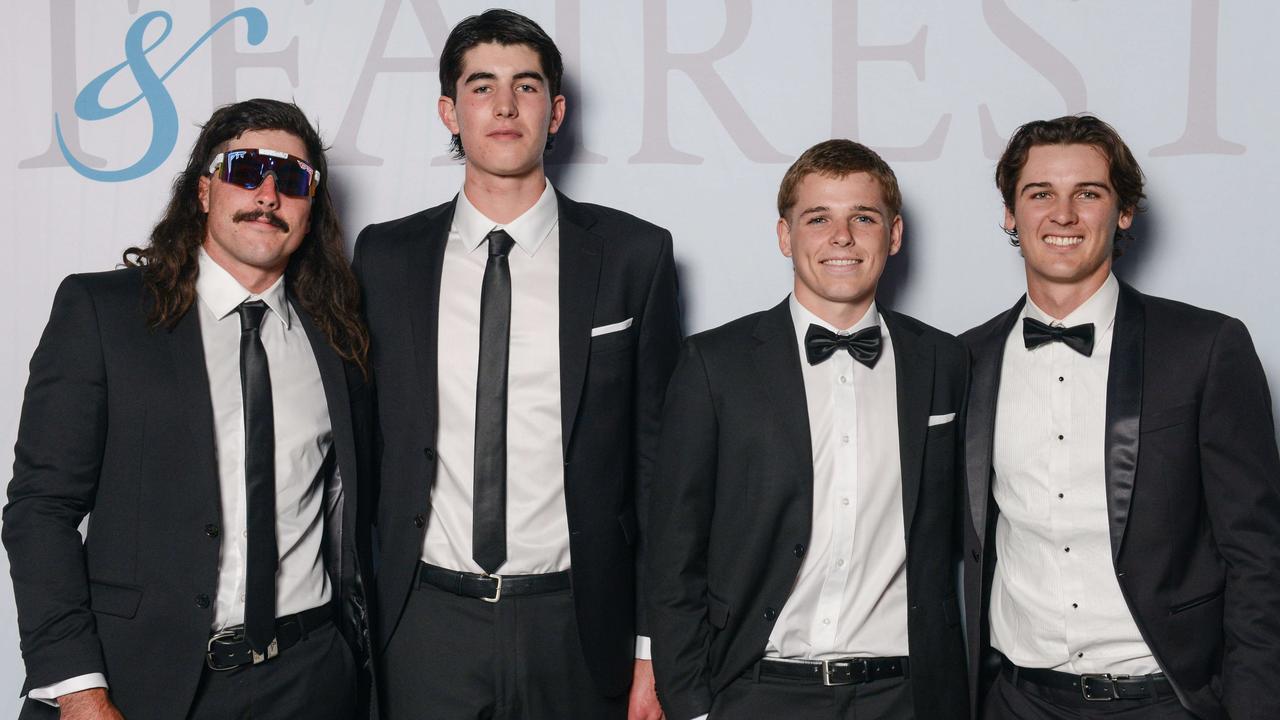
194,594,211,609
836,558,845,567
1058,434,1065,440
204,523,220,538
841,497,850,506
1058,376,1065,382
1058,493,1064,499
413,514,426,528
840,434,850,444
1064,547,1071,553
1077,652,1084,658
243,529,249,538
822,618,831,625
1072,602,1079,609
839,375,848,384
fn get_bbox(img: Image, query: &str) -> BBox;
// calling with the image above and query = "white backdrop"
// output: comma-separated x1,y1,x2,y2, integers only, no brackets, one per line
2,0,1278,709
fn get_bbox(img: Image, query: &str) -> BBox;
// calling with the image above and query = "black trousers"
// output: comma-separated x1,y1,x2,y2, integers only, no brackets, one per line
186,620,357,720
708,673,914,720
982,671,1197,720
382,581,626,720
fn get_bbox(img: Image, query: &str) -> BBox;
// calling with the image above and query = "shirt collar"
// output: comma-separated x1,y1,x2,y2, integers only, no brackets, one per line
789,294,881,350
454,180,559,257
196,247,291,328
1023,272,1119,332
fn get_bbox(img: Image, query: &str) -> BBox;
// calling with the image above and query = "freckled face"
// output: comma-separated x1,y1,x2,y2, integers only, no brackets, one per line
778,171,902,322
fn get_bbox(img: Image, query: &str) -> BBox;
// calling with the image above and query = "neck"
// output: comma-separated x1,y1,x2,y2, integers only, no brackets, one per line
1026,266,1110,320
796,289,872,331
462,167,547,224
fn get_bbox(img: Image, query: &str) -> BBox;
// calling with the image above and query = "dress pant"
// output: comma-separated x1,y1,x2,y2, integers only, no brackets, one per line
186,620,356,720
982,671,1197,720
382,579,627,720
707,672,914,720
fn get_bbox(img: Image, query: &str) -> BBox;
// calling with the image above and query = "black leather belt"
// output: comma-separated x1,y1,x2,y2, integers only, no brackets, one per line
418,562,571,602
206,605,332,671
747,656,909,686
1002,658,1173,702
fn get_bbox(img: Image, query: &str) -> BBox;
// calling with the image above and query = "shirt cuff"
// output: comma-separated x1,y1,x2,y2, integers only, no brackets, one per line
26,673,109,706
634,635,652,660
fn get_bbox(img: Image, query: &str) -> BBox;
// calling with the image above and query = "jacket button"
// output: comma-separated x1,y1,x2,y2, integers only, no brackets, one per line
204,523,220,538
423,447,435,462
763,606,777,621
971,549,980,562
194,594,210,609
793,543,806,558
413,514,426,528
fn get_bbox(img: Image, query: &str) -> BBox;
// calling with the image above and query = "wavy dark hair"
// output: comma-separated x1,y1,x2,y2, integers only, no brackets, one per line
996,114,1146,257
439,8,563,159
123,98,368,374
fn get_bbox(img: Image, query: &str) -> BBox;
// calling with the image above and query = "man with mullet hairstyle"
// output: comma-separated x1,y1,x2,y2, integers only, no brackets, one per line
648,139,968,720
5,99,376,719
354,8,679,719
962,114,1280,719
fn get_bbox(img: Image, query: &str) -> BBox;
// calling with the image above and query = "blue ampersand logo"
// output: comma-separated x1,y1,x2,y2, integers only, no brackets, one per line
56,8,269,182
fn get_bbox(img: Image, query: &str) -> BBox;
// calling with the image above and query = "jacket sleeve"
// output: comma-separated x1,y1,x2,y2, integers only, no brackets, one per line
646,339,718,720
3,275,110,690
1197,316,1280,720
631,228,681,637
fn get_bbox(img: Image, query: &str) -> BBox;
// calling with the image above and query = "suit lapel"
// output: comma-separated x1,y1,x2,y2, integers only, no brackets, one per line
407,201,453,440
751,301,814,491
293,297,357,505
883,311,932,541
166,305,220,502
1104,283,1144,560
557,192,603,456
965,298,1024,549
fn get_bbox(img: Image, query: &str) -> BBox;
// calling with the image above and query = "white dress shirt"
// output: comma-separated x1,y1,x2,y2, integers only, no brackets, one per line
990,273,1159,674
32,249,337,704
764,296,910,660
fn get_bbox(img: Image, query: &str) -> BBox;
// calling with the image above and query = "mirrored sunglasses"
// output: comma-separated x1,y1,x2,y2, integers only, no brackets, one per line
207,148,321,198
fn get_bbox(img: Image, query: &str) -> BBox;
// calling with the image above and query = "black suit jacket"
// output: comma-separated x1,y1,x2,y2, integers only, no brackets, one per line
3,268,376,720
647,299,969,720
352,191,681,697
961,282,1280,720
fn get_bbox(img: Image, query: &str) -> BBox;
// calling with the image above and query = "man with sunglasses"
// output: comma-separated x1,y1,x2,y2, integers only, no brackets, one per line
354,9,679,720
4,99,375,720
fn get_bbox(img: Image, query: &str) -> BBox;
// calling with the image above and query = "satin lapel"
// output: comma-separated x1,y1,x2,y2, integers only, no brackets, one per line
293,298,357,504
751,301,813,491
406,201,453,441
166,306,220,500
884,311,932,541
1104,283,1144,561
964,298,1024,549
557,194,603,457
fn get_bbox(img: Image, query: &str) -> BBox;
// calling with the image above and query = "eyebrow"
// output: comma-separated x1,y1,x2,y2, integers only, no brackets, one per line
1019,180,1112,195
464,70,546,85
798,204,883,216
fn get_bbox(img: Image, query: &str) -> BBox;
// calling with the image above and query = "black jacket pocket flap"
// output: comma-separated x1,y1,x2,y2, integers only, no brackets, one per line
707,594,730,629
89,580,143,619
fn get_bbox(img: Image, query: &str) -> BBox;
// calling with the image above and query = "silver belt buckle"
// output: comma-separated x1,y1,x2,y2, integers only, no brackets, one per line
481,574,503,603
1080,673,1128,701
206,629,241,671
821,659,857,687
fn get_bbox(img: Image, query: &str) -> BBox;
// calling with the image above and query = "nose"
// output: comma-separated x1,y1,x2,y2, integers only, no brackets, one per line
832,222,853,246
1050,196,1077,225
494,85,517,118
253,172,281,209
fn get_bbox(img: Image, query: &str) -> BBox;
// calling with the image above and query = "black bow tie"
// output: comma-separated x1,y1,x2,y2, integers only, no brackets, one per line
804,324,882,368
1022,317,1095,357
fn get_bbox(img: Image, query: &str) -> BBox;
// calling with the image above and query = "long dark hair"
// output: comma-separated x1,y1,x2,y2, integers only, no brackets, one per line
124,98,368,373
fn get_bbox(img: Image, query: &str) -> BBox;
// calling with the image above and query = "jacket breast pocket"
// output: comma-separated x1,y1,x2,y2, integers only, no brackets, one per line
1141,403,1196,434
89,579,144,619
590,326,636,355
707,592,730,630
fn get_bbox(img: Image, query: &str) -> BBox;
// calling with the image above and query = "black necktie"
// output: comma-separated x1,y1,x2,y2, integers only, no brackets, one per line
236,300,277,654
805,324,883,368
1022,317,1095,357
473,229,514,574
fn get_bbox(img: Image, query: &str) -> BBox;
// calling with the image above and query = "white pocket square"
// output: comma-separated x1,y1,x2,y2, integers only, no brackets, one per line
928,412,956,427
591,317,633,337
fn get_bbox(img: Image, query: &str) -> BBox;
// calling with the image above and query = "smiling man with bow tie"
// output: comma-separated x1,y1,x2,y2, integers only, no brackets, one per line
961,115,1280,720
647,139,969,720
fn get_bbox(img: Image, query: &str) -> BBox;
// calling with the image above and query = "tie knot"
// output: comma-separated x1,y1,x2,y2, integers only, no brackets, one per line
236,300,269,332
486,229,515,258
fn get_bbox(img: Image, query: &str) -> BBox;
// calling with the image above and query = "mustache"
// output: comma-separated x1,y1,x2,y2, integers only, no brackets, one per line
232,209,290,232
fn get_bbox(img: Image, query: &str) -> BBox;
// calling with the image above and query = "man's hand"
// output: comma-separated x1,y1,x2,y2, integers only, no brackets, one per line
56,688,124,720
628,658,665,720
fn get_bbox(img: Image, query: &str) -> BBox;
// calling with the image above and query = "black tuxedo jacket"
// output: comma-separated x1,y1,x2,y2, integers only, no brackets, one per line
352,191,681,697
961,282,1280,720
647,299,969,720
3,268,376,720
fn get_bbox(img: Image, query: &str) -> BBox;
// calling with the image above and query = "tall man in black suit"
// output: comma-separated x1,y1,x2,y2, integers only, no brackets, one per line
4,99,375,719
962,114,1280,719
648,140,969,720
352,9,679,719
